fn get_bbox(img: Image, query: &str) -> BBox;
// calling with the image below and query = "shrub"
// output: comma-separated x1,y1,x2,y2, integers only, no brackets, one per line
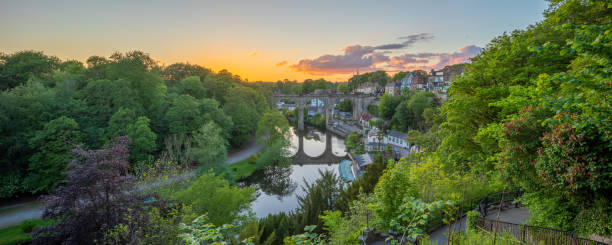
466,211,480,232
20,220,37,233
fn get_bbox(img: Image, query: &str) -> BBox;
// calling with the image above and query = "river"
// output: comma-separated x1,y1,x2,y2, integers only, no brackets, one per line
0,128,347,227
241,126,348,218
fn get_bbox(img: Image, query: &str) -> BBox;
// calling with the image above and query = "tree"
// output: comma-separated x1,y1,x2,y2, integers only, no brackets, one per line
162,63,210,84
224,100,260,147
336,83,351,94
187,122,227,166
0,50,59,90
127,116,157,165
26,116,81,193
336,100,352,112
179,76,207,99
297,170,343,232
166,94,205,135
256,110,290,145
32,137,165,244
378,94,400,119
103,107,135,141
175,171,255,225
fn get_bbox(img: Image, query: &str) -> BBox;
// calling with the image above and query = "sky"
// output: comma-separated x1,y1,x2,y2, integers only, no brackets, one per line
0,0,549,82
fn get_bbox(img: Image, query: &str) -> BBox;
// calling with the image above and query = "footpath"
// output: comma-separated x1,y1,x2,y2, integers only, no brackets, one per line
0,137,264,229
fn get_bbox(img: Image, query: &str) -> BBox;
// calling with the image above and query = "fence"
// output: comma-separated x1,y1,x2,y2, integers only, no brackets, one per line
424,191,522,233
477,216,607,245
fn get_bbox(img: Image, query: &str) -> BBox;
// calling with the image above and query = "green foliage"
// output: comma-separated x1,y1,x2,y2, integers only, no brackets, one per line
188,122,227,166
104,107,136,141
391,92,434,131
233,221,275,245
337,153,386,211
344,132,362,152
284,225,325,245
321,193,375,244
336,100,352,112
258,212,301,245
175,171,255,225
378,94,401,119
179,76,207,99
26,116,81,193
466,211,480,233
336,83,351,94
0,50,60,90
0,219,50,245
386,197,448,243
297,170,343,233
166,94,206,135
178,215,241,245
20,220,37,233
102,205,195,245
256,110,290,146
126,116,157,165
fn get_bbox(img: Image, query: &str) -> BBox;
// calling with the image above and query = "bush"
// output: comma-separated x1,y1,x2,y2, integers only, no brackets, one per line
466,211,480,232
20,220,36,233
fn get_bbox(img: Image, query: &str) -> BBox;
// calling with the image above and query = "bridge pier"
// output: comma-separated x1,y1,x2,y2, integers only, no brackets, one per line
298,103,304,131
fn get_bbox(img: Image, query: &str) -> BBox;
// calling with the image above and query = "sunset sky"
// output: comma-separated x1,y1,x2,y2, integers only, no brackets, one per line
0,0,548,82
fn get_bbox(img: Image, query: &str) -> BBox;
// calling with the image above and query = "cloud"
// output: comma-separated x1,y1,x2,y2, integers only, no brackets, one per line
290,33,433,75
375,33,434,50
275,60,288,67
249,52,258,57
432,45,482,69
291,40,482,75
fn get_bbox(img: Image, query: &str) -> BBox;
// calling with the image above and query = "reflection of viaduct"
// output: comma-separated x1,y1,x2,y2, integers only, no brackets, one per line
272,93,377,131
293,130,348,165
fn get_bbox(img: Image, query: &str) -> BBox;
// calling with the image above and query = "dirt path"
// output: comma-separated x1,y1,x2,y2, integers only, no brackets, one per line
0,137,264,229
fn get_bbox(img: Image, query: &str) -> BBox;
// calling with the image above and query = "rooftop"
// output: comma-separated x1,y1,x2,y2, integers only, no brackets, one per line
387,130,407,139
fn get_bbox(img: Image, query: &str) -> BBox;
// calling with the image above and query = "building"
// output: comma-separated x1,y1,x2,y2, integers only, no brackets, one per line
352,153,373,170
385,81,401,96
400,71,427,92
355,82,379,94
311,98,324,107
386,130,408,148
360,114,379,128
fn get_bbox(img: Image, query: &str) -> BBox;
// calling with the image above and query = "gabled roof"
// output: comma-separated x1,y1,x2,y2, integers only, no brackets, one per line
387,130,407,139
354,153,373,167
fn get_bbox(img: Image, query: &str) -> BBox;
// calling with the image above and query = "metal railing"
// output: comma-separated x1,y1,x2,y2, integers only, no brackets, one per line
477,216,607,245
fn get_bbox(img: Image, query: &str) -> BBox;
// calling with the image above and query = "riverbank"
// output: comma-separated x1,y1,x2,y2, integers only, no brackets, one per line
0,136,265,229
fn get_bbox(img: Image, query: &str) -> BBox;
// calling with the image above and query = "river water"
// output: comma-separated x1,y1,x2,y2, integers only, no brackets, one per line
241,127,348,218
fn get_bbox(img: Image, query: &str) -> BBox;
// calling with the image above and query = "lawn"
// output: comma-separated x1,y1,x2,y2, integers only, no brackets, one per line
0,219,50,245
226,154,260,181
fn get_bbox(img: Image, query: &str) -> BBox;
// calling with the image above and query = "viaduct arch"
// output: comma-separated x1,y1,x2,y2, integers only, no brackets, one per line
272,93,377,131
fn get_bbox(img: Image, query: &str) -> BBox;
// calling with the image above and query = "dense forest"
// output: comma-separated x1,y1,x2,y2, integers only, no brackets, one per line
0,51,272,198
0,0,610,244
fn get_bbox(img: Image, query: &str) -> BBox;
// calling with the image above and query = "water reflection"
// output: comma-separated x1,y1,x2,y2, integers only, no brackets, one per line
243,127,347,218
241,165,297,198
245,164,338,218
287,127,347,157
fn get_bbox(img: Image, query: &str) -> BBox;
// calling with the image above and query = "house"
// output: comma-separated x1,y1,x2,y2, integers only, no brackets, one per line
360,114,379,128
386,130,408,148
353,153,373,170
385,81,401,96
400,71,427,92
311,98,324,107
355,82,377,94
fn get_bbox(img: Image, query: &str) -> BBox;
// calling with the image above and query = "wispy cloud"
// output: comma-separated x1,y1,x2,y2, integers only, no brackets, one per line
275,60,288,67
249,52,258,57
290,34,481,75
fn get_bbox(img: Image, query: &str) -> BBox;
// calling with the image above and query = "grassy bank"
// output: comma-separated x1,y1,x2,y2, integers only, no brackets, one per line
0,219,51,245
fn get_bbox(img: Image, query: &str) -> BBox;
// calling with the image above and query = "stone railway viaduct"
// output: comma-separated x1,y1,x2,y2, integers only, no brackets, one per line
272,93,377,131
273,92,378,164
